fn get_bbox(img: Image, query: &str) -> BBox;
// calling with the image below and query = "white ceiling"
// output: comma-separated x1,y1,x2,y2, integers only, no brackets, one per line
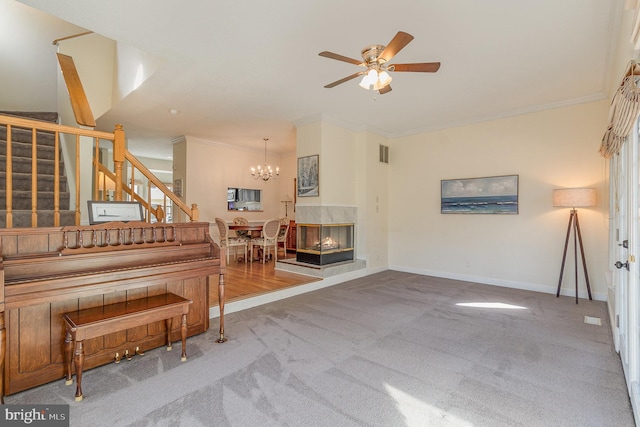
20,0,620,159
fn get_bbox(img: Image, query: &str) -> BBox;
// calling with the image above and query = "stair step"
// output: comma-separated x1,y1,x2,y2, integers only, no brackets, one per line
0,155,57,175
0,127,55,147
0,190,71,210
0,140,59,161
0,173,67,192
0,210,76,228
0,112,76,228
0,111,58,123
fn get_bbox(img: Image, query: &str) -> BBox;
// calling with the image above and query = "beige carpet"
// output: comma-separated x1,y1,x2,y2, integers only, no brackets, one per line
6,271,634,426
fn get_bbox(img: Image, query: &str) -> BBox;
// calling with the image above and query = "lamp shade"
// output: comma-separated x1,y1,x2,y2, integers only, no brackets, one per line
552,188,596,207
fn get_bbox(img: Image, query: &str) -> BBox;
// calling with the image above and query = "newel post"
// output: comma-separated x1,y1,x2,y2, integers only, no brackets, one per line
191,204,199,222
113,124,125,201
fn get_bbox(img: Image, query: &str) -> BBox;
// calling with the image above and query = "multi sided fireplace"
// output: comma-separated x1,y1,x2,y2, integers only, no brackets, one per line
296,223,354,265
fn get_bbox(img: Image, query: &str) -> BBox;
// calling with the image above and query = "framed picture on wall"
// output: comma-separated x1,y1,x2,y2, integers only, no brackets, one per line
297,155,319,197
441,174,519,214
173,179,183,197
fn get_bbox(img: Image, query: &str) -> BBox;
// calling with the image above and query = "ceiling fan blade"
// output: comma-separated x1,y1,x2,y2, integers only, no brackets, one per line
379,31,414,63
319,51,363,66
378,85,392,95
324,71,365,88
391,62,441,73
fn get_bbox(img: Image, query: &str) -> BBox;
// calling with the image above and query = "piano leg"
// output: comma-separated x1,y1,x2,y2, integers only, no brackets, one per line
0,313,5,404
216,272,227,343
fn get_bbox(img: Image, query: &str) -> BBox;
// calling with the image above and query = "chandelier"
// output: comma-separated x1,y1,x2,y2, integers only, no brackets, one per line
251,138,279,181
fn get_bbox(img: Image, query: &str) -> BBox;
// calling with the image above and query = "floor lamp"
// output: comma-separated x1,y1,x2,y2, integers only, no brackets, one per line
553,188,596,304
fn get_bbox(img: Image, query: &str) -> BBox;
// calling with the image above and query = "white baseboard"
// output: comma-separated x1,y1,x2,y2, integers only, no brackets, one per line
388,265,608,302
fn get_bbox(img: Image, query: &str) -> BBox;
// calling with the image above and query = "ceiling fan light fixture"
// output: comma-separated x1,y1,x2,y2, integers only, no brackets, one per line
359,69,378,89
320,31,440,94
378,70,392,86
361,69,393,91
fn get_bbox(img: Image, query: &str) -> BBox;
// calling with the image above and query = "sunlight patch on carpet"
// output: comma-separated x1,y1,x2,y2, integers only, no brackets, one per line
456,302,527,310
384,384,472,426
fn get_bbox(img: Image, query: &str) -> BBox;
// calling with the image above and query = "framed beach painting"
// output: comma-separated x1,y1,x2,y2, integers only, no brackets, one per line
297,155,319,197
441,175,519,214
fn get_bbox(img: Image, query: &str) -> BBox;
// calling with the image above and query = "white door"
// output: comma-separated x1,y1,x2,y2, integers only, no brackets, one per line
612,124,640,419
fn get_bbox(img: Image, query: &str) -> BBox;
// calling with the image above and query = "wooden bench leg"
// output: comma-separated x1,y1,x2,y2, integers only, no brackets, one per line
74,340,84,401
165,318,172,351
180,313,187,361
64,330,73,385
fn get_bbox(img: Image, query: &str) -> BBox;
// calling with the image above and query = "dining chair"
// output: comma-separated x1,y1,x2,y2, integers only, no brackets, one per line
277,217,290,258
232,217,250,239
214,217,248,263
250,219,281,263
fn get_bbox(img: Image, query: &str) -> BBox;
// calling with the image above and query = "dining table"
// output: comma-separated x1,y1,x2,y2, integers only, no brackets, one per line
228,223,265,239
228,223,286,262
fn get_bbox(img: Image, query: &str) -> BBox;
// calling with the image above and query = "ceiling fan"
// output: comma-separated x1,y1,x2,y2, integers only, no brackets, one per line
319,31,440,95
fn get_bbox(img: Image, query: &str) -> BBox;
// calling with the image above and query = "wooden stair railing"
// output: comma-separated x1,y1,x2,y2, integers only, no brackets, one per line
92,143,198,224
0,114,196,227
56,53,96,128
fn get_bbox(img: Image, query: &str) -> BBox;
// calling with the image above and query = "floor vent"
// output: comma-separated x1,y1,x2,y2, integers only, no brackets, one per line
379,144,389,164
584,315,602,326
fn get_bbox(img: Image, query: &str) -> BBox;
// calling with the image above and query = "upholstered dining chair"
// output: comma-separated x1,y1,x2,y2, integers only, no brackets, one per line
214,217,248,264
232,217,250,239
250,218,281,263
277,217,290,258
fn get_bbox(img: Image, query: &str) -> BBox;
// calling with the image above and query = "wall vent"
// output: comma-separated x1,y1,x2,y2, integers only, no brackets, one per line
379,144,389,164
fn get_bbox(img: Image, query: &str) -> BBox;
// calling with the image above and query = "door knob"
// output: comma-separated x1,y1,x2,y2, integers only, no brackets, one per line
615,260,630,270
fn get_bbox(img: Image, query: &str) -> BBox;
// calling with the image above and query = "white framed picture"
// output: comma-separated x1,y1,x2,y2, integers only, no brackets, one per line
88,201,144,224
297,155,319,197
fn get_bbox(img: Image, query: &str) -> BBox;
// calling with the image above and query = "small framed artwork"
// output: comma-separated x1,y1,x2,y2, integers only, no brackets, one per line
174,178,183,197
441,174,519,214
297,155,319,197
88,201,144,224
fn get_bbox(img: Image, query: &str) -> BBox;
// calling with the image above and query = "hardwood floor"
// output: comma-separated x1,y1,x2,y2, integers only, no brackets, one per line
209,251,319,307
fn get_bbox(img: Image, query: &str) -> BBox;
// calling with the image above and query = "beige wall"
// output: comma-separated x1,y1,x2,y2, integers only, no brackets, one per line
356,131,389,271
388,100,610,299
296,119,390,271
181,136,296,243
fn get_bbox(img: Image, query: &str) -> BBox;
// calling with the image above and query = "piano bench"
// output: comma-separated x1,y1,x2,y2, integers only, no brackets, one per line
61,293,192,402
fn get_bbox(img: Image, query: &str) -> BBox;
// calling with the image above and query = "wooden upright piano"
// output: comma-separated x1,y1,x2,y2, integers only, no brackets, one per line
0,221,225,399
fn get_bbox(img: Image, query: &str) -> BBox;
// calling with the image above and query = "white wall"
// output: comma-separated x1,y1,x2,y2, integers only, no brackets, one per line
113,42,164,104
389,100,610,300
0,1,85,111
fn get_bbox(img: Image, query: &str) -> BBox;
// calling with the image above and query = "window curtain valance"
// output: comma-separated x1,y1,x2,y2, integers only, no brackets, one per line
599,63,640,159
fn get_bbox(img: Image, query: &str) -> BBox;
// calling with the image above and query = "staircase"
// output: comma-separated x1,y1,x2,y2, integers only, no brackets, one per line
0,111,75,227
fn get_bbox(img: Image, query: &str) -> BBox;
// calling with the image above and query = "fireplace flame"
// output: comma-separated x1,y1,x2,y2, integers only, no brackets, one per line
312,236,340,251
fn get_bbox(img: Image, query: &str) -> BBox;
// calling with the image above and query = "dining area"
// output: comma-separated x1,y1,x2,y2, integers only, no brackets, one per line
209,216,317,307
214,216,291,264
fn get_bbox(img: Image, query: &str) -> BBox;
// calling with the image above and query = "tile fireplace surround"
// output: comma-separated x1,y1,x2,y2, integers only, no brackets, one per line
296,206,357,226
276,206,365,278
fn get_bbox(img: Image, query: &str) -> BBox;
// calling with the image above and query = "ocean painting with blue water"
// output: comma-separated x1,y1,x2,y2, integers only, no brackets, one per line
441,175,518,214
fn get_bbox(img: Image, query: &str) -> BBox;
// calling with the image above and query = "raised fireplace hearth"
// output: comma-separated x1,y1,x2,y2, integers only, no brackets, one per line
296,223,354,265
276,206,364,277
